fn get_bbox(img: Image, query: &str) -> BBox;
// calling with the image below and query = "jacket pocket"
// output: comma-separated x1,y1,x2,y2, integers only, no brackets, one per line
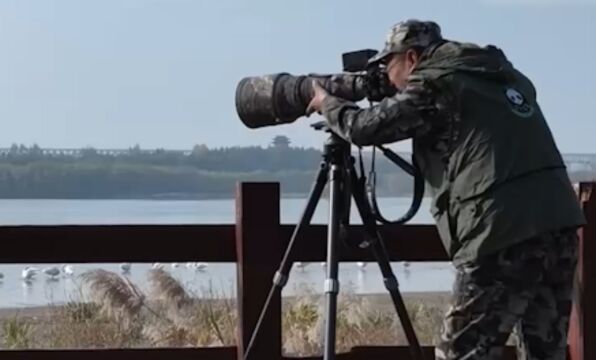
431,192,460,256
454,198,481,240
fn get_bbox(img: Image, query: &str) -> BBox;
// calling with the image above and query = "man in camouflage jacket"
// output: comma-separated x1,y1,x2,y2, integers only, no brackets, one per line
307,19,585,360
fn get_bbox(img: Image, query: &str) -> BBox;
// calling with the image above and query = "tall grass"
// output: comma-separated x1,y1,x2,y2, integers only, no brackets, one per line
0,268,448,354
1,314,32,349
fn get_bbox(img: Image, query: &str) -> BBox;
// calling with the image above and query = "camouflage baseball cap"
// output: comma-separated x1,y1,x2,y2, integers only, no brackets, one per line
368,19,442,65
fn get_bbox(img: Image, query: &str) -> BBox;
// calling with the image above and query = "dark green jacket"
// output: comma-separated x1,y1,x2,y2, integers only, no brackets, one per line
321,40,586,265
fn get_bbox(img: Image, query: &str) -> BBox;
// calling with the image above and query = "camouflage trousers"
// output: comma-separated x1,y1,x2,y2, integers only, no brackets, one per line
435,228,579,360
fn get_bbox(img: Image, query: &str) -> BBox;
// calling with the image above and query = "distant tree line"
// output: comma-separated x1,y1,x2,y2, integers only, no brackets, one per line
0,137,415,199
0,136,592,199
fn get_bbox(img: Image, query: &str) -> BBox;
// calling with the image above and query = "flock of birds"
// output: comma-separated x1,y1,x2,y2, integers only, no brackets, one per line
294,261,410,271
0,262,210,283
0,261,410,283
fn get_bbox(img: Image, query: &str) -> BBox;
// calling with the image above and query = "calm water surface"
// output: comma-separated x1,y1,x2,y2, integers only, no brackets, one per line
0,198,454,308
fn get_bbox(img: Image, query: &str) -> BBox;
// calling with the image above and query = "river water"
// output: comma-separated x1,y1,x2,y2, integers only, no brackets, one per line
0,197,454,308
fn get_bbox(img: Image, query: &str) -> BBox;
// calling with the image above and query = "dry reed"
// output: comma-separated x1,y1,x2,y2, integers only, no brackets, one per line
80,269,145,325
0,267,448,354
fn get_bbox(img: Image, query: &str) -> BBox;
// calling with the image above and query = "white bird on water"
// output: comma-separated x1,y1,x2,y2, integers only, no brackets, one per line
62,265,74,276
120,263,131,273
171,263,179,269
22,266,39,281
43,266,61,279
356,262,367,270
190,262,207,271
152,262,164,270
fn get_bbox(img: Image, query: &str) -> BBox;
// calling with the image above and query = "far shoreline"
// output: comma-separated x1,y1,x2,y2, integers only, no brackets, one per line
0,194,430,201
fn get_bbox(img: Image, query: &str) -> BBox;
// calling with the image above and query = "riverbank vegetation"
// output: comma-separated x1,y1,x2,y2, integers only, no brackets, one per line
0,268,449,354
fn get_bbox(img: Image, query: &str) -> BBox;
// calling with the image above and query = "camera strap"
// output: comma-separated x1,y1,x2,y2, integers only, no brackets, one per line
345,147,380,249
364,146,425,225
364,147,384,222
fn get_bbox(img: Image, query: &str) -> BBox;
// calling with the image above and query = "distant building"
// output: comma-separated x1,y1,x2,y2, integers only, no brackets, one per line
271,135,291,149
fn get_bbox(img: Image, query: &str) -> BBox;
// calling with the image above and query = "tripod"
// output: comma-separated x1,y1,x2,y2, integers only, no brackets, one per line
243,125,425,360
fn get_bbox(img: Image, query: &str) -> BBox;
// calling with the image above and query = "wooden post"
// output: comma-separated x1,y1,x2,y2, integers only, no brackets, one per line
568,182,596,360
235,182,282,360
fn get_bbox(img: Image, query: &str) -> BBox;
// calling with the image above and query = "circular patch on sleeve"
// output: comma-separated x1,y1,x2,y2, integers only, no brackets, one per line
505,88,534,118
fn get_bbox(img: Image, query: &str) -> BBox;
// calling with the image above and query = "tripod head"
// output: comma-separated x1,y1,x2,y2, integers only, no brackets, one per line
310,121,354,163
310,120,330,132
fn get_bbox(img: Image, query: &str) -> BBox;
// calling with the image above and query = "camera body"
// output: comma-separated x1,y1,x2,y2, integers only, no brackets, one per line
342,49,378,72
235,49,396,129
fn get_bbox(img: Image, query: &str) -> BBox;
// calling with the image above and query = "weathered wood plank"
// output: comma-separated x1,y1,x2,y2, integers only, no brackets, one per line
569,182,596,360
0,225,236,263
280,224,446,262
0,347,236,360
284,345,518,360
236,183,282,360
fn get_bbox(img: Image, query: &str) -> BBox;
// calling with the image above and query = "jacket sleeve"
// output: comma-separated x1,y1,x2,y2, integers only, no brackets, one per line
320,76,442,146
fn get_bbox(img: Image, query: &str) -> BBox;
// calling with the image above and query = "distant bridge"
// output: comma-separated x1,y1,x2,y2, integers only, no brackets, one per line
0,147,192,157
564,153,596,172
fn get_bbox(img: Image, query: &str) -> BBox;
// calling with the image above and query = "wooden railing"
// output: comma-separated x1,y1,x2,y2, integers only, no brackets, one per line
0,181,593,360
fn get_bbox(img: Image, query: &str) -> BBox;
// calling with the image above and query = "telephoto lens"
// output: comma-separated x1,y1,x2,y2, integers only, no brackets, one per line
235,73,366,129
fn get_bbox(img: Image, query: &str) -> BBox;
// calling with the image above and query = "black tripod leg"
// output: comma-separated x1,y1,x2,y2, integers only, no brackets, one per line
349,172,426,360
323,163,343,360
242,162,329,360
368,231,425,360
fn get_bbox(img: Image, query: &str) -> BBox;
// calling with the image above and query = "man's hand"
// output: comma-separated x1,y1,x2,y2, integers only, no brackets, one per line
306,80,329,116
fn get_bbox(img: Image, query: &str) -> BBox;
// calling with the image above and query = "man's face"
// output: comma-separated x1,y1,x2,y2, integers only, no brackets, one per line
386,50,419,90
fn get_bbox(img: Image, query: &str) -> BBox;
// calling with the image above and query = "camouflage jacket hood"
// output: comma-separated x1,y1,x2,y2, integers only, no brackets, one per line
416,40,516,84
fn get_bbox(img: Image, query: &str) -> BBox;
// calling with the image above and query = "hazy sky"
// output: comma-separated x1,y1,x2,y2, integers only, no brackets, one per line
1,0,595,152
